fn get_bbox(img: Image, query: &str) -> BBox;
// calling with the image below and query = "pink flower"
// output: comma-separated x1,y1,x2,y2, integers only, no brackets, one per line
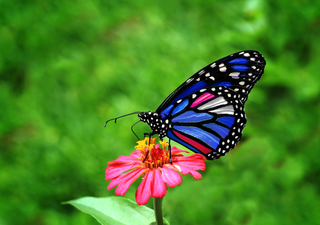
105,137,206,205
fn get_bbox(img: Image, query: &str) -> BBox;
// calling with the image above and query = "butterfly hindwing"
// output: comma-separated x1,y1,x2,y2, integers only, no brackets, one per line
164,86,247,160
157,50,266,114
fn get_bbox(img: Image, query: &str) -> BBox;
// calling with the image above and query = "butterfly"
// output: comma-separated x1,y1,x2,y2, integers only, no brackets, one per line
107,50,266,160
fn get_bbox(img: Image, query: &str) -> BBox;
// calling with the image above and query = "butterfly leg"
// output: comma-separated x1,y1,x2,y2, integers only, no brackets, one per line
144,132,153,145
169,139,172,164
142,132,153,162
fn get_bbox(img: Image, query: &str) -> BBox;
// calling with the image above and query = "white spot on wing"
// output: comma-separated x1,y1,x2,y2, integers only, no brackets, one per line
209,105,234,115
197,96,228,110
186,78,194,83
229,72,240,79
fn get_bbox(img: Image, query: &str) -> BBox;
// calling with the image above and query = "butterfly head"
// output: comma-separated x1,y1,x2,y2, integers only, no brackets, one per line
138,111,169,139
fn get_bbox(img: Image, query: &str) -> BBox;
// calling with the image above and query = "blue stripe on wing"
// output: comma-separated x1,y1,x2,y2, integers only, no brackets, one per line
160,105,174,119
170,81,208,104
172,99,189,116
167,130,202,154
211,81,232,88
173,125,220,149
216,116,235,127
229,58,248,64
203,123,230,138
171,111,213,123
232,65,249,71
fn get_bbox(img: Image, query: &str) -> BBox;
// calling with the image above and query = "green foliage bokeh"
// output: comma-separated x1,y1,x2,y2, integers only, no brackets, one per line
1,0,320,224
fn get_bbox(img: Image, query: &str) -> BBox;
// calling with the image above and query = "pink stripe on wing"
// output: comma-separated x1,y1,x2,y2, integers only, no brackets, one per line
190,92,215,108
173,130,212,154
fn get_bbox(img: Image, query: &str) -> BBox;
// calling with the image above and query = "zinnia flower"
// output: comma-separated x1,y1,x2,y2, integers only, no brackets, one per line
105,137,206,205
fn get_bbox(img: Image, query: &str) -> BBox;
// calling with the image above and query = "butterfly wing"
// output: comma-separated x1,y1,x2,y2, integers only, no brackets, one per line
157,50,266,117
165,86,246,160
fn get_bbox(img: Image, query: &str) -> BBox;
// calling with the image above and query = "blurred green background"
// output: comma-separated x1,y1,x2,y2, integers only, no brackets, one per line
1,0,320,224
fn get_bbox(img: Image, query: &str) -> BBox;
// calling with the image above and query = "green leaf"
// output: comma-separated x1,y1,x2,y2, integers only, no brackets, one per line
64,196,170,225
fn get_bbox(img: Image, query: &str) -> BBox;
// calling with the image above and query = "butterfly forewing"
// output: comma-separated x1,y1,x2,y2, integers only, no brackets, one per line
165,86,246,160
157,50,266,115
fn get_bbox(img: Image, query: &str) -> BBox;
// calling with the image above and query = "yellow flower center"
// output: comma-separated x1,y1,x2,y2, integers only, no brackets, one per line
135,137,170,169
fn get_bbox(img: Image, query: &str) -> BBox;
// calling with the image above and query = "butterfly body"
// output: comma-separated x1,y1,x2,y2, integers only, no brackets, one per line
138,111,168,139
111,50,266,160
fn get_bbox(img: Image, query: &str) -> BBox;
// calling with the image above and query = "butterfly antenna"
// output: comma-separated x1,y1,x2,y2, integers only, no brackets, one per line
131,120,141,140
104,111,142,127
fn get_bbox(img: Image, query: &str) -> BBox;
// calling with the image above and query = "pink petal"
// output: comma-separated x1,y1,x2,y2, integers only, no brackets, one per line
115,168,146,196
107,173,127,191
107,155,141,166
173,164,190,175
151,168,167,198
107,167,145,191
136,170,153,205
163,163,181,174
161,166,182,188
174,155,206,171
129,149,144,158
171,146,190,154
172,164,204,180
105,163,141,180
189,170,203,180
176,160,206,171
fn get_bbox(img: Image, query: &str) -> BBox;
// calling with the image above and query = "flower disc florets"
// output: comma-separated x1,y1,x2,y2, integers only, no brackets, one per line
137,137,170,169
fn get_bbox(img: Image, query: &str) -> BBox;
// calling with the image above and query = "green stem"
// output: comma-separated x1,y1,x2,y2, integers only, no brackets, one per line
153,197,163,225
